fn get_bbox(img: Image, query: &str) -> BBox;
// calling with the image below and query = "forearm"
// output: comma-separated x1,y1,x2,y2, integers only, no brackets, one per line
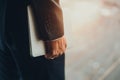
30,0,64,41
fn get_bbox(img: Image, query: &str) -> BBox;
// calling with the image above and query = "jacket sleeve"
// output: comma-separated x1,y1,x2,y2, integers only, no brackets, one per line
30,0,64,41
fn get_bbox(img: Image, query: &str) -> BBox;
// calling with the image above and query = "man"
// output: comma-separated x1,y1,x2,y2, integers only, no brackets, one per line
0,0,66,80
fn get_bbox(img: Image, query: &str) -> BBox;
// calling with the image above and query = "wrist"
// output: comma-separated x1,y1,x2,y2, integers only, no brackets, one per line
44,36,64,42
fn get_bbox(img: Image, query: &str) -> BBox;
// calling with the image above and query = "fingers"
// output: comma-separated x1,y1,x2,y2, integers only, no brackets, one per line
45,51,63,59
45,48,64,59
44,36,67,59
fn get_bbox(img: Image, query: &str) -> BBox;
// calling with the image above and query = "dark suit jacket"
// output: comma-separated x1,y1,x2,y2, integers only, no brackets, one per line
0,0,64,79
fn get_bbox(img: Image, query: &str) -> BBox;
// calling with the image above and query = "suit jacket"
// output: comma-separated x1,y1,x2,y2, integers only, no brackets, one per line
0,0,64,79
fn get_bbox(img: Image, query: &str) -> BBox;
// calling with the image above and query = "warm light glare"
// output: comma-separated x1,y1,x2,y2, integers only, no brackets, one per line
61,1,101,27
73,2,100,26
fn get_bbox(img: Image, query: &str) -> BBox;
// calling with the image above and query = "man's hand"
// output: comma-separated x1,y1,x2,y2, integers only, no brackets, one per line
44,36,67,59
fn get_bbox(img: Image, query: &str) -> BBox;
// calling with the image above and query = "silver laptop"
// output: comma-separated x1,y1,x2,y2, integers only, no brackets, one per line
27,6,45,57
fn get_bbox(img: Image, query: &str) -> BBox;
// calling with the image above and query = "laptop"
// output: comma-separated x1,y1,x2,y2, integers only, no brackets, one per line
27,6,45,57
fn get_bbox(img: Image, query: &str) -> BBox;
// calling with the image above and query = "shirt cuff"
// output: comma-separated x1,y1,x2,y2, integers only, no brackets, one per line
44,36,64,42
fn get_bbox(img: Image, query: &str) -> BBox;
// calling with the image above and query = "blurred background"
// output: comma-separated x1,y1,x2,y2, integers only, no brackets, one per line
60,0,120,80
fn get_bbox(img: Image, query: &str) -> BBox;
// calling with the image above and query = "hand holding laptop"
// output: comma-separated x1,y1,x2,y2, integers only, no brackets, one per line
28,6,67,59
44,36,67,59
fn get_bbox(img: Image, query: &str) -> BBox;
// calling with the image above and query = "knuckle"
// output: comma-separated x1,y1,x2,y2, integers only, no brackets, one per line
52,51,57,56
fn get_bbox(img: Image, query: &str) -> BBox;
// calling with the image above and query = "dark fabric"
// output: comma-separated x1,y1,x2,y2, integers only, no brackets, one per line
30,54,65,80
0,47,20,80
0,0,65,80
0,47,65,80
30,0,64,41
0,46,65,80
0,0,6,51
